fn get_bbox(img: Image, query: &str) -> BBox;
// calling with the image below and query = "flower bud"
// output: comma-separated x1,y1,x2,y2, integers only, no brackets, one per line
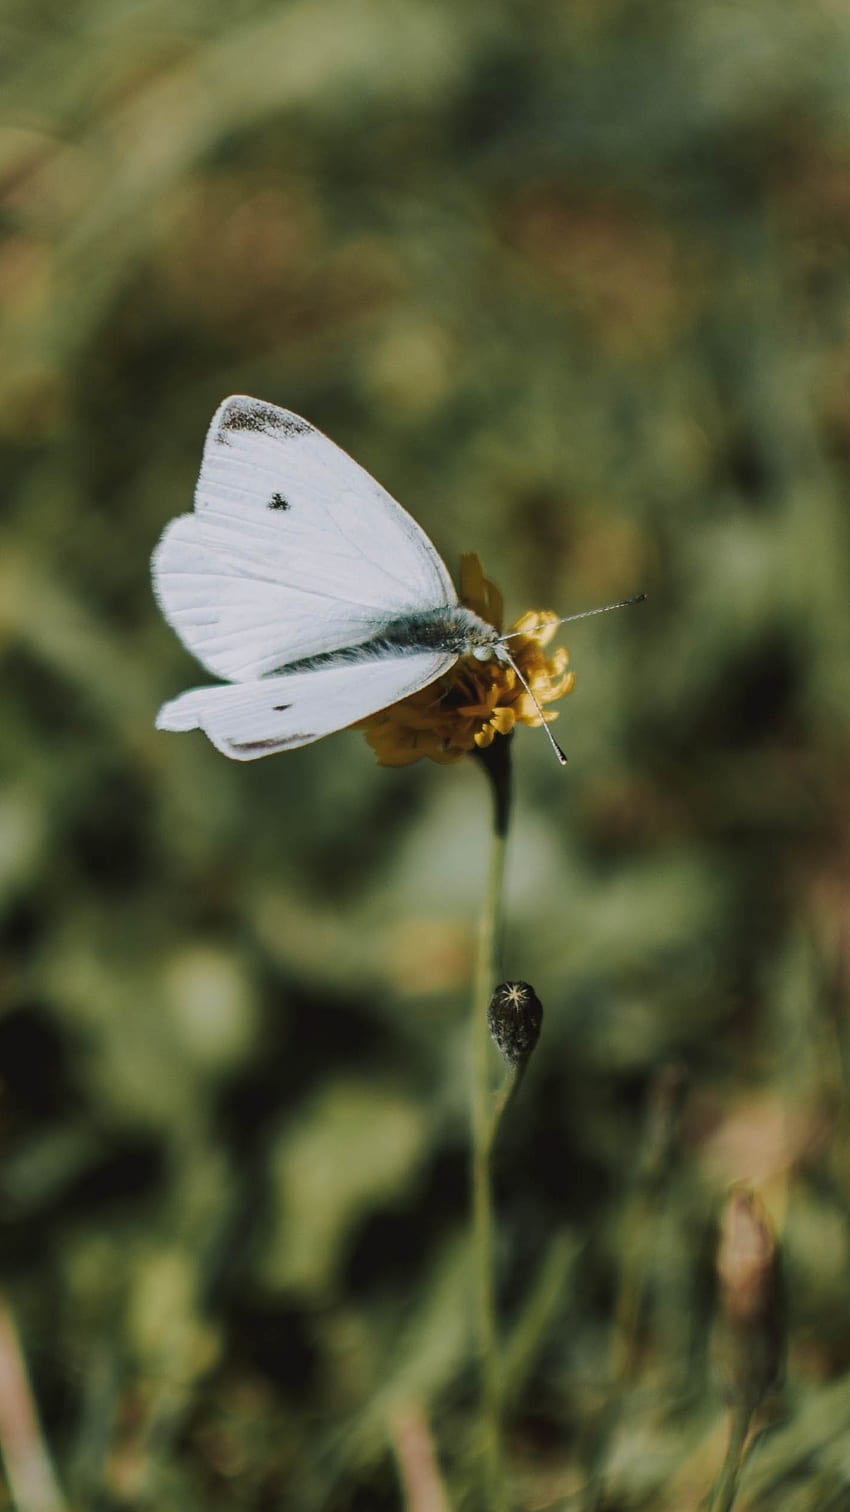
712,1188,785,1412
487,981,543,1067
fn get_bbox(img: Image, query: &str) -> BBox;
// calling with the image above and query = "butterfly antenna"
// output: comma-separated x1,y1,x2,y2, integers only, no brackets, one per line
493,593,646,766
498,648,568,766
499,592,646,644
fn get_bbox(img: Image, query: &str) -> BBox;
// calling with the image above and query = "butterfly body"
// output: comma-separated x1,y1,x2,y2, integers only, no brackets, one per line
261,605,500,678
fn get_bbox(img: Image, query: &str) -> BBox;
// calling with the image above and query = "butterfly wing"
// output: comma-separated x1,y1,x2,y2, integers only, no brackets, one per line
156,650,455,760
152,396,458,681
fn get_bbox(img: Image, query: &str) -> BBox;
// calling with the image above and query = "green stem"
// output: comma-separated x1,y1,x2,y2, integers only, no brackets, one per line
0,1296,68,1512
579,1065,687,1512
486,1062,526,1156
711,1404,752,1512
470,739,512,1509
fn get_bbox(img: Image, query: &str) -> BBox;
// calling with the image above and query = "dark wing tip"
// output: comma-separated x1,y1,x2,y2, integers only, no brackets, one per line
213,396,312,445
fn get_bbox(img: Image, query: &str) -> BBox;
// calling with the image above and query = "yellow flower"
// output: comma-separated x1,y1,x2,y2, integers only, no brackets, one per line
359,554,576,767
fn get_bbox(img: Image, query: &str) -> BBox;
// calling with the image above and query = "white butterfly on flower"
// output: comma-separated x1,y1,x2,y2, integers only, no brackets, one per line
152,396,641,762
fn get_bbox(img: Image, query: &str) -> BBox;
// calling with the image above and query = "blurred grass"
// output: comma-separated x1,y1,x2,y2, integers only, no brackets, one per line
3,0,850,1506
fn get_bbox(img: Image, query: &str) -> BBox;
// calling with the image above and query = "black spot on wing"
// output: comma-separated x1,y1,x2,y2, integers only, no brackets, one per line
269,493,290,511
272,704,291,713
216,398,311,444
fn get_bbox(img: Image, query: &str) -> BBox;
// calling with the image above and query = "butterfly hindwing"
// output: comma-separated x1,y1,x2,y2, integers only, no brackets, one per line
152,397,457,682
156,649,456,760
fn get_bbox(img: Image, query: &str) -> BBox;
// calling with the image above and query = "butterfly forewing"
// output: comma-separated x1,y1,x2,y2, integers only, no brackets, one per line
157,650,455,760
153,397,457,682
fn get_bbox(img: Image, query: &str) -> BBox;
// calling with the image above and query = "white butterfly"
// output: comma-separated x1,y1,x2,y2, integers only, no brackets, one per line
152,396,640,762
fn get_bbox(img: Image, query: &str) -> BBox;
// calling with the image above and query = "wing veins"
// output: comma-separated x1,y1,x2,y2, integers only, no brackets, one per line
198,499,441,604
160,568,402,616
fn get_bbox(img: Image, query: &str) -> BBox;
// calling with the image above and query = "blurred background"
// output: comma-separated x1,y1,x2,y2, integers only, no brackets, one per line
3,0,850,1507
